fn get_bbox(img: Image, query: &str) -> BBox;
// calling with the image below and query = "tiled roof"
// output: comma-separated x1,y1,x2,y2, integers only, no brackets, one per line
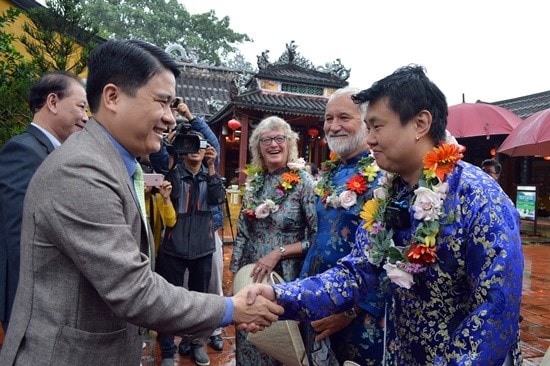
231,90,327,117
10,0,41,10
489,90,550,119
175,43,349,124
254,63,347,88
175,64,240,119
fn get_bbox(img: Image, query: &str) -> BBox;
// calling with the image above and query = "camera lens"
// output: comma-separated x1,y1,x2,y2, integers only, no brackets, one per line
170,97,182,109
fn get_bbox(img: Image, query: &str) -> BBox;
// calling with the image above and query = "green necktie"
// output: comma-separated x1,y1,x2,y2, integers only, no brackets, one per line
133,163,153,264
133,163,147,221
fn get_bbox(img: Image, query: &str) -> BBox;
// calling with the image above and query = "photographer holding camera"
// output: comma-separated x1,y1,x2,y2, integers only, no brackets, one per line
153,99,226,366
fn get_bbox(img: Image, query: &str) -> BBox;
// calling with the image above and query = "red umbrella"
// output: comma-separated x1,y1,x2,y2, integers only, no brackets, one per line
497,108,550,157
447,102,523,138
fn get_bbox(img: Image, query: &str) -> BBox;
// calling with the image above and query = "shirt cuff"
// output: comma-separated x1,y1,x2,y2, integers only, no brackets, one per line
221,297,234,327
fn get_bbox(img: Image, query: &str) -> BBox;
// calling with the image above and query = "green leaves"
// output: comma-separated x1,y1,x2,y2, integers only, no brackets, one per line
20,0,99,75
0,8,34,145
368,229,404,266
80,0,251,66
1,0,98,145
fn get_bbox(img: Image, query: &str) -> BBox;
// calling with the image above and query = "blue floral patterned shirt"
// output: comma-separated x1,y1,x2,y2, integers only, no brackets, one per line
300,150,386,365
274,161,523,365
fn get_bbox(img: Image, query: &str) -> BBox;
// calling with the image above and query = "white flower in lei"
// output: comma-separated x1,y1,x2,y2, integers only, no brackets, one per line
412,187,442,221
339,190,358,210
286,157,306,171
254,199,279,219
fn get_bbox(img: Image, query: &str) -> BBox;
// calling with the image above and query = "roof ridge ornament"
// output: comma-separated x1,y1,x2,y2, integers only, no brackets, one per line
256,41,350,80
165,43,198,63
317,58,351,81
257,50,270,70
286,40,297,63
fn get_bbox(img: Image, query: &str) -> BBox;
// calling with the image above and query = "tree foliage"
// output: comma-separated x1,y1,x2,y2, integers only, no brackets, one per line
20,0,100,75
0,8,34,145
1,0,100,145
80,0,251,66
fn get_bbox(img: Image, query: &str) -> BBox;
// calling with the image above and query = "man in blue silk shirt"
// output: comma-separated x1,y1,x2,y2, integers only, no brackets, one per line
247,65,523,366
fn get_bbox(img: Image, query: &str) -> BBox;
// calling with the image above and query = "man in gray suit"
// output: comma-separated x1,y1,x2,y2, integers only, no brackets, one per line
0,39,282,366
0,71,88,333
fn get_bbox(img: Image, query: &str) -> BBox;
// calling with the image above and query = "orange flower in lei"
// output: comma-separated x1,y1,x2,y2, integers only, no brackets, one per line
315,154,379,209
360,143,463,288
346,175,368,194
281,171,301,190
423,143,464,181
406,243,437,264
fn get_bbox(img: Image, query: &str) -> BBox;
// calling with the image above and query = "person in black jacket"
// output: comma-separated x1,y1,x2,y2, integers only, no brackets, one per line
155,129,225,366
0,71,88,333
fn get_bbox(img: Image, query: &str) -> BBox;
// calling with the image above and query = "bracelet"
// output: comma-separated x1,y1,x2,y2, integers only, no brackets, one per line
301,240,310,254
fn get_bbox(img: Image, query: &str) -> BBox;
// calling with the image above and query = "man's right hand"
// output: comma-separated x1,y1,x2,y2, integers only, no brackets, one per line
175,101,194,121
231,284,283,332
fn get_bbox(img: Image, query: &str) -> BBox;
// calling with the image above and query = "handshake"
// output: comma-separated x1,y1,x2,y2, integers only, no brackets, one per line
231,282,279,332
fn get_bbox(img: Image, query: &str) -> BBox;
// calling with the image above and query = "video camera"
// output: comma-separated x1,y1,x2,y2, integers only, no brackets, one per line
384,199,411,231
166,97,205,155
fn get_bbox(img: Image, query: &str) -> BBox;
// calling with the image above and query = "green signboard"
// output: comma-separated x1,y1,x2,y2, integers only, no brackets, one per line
516,186,537,221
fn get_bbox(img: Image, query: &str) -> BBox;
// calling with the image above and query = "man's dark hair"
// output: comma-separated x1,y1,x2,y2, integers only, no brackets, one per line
86,39,181,113
352,64,448,143
306,162,319,176
28,71,80,114
481,159,502,174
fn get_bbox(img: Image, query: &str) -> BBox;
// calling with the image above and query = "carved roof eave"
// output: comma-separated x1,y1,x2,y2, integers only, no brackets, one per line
208,91,327,125
254,64,347,88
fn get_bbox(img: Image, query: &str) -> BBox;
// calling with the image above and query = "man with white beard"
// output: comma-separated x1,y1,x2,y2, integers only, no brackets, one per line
298,87,388,365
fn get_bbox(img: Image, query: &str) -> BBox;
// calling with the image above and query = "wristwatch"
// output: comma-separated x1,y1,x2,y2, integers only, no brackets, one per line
278,246,286,255
344,308,357,319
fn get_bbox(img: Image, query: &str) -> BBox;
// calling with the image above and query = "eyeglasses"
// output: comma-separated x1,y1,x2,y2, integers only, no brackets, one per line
259,135,287,146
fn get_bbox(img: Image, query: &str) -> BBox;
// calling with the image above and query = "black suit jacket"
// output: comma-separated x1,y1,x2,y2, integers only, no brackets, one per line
0,124,55,322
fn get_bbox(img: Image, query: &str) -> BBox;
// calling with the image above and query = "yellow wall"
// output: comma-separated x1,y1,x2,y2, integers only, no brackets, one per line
1,0,37,59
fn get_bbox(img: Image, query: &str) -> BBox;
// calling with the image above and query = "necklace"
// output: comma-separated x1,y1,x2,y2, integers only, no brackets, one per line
242,158,306,219
315,152,379,210
359,143,463,288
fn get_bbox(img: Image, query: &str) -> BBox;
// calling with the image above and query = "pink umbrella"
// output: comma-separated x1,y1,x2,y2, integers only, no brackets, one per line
447,103,523,138
498,108,550,157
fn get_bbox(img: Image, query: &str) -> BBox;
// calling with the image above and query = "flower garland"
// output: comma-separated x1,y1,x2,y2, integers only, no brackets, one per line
314,152,380,210
242,158,306,219
359,143,463,289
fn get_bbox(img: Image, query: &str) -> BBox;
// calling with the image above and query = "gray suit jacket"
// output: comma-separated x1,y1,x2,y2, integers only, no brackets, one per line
0,119,225,366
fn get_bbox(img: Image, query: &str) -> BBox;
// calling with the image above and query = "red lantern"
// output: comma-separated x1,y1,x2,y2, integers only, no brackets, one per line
228,119,241,131
319,139,328,147
307,128,319,138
